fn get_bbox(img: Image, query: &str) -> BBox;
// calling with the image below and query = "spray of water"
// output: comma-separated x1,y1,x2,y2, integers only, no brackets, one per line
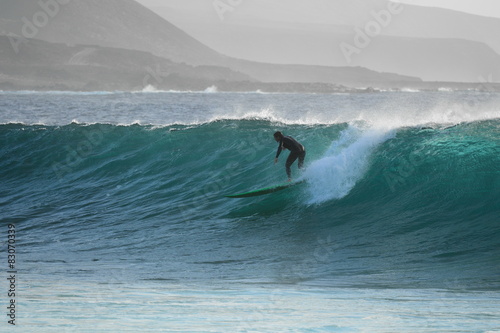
304,124,395,204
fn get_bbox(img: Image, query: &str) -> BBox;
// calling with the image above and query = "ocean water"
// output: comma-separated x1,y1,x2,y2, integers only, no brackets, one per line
0,90,499,332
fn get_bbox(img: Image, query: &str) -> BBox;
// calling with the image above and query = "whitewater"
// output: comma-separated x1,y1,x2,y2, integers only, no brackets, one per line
0,90,499,332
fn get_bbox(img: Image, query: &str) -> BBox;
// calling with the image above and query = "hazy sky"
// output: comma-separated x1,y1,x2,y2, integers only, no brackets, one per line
391,0,500,18
137,0,500,19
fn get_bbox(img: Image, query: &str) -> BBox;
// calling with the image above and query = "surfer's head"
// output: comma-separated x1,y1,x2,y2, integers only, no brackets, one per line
274,131,284,142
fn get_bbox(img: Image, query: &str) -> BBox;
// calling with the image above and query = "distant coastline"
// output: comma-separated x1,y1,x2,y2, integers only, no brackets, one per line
1,80,499,94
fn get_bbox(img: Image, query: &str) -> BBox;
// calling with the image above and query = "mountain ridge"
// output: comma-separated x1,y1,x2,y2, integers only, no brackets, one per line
0,0,423,90
1,35,423,92
142,0,500,82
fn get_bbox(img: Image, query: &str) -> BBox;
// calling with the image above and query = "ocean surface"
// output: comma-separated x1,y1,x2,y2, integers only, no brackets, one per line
1,89,499,332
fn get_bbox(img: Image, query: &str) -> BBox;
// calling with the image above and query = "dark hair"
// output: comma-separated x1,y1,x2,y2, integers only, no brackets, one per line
273,131,283,139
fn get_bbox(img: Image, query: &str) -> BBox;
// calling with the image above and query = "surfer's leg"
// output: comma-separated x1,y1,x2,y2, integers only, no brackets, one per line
298,151,306,169
286,152,298,178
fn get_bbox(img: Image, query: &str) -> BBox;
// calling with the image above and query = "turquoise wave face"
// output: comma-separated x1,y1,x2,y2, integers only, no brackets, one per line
1,120,498,214
1,118,499,288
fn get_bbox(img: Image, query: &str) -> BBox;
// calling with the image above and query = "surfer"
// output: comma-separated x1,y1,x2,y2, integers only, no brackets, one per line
273,131,306,181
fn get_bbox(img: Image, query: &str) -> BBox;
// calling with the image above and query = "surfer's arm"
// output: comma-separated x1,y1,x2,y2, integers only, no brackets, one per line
274,148,282,164
275,141,283,159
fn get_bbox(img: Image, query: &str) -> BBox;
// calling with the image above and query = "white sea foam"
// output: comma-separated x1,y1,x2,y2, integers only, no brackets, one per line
1,90,498,129
304,125,395,204
141,84,160,93
204,85,218,93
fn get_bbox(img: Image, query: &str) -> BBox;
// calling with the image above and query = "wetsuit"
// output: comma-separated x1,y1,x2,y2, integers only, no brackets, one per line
276,136,306,179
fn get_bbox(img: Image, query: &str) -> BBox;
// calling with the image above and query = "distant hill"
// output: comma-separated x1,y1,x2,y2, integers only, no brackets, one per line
347,36,500,83
144,0,500,82
0,0,226,66
0,36,255,91
0,35,410,92
0,0,420,88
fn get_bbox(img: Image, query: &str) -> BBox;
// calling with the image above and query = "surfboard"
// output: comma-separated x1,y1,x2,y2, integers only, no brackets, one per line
225,180,305,198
